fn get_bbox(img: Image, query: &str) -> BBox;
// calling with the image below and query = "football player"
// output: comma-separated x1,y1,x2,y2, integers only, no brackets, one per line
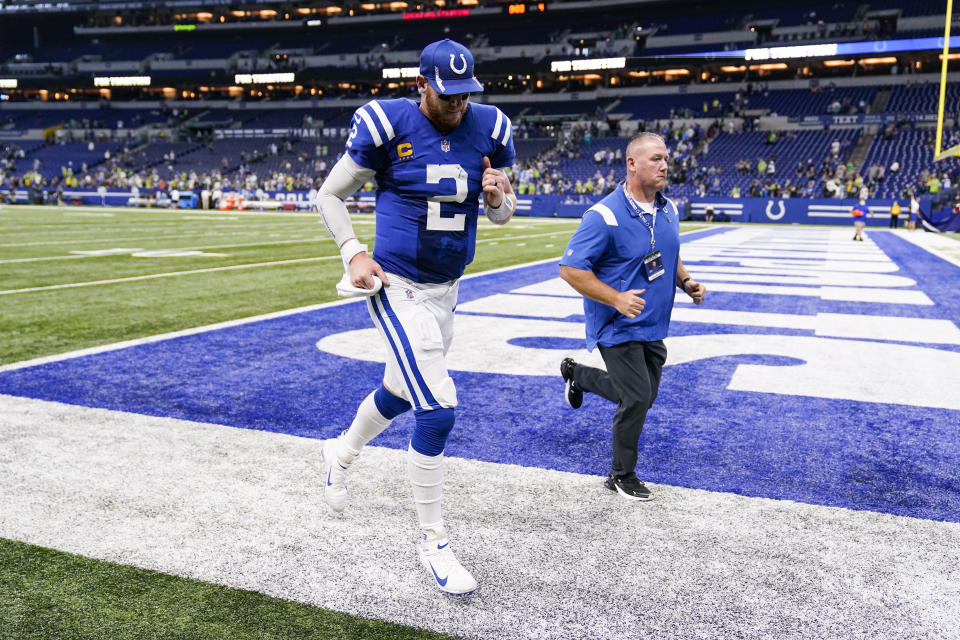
315,38,516,597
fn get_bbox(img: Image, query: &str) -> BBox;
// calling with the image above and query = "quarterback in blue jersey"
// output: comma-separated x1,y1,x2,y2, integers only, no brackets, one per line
315,38,516,597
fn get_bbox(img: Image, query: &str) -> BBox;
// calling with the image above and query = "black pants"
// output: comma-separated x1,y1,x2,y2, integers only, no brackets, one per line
889,215,899,228
573,340,667,478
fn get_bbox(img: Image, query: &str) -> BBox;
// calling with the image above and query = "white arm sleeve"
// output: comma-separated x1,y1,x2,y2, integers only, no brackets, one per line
316,154,376,255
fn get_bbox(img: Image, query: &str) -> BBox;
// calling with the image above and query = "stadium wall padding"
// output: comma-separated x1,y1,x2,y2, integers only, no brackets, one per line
10,189,935,227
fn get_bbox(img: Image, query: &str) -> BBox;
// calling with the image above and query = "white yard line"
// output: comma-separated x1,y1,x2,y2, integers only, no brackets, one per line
0,230,563,275
1,395,956,640
0,256,340,296
0,237,336,264
0,228,325,248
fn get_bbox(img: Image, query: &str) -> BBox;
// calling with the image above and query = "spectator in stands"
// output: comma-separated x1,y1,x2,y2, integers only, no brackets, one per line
909,193,919,230
889,199,901,228
890,160,900,174
756,158,767,176
824,176,839,198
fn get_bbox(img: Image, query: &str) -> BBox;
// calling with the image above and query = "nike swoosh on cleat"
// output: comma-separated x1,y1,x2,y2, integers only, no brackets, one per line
326,468,332,487
437,542,449,550
429,562,448,587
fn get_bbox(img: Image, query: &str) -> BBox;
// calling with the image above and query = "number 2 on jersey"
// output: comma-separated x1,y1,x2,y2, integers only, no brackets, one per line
425,164,468,231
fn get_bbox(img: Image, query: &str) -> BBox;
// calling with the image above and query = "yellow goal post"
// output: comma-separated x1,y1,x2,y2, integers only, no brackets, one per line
935,0,960,160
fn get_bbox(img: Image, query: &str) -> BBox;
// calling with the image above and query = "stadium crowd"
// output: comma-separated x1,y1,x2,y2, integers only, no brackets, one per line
3,121,959,209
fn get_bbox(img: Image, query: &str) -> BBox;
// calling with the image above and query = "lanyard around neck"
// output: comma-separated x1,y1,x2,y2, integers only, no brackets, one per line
623,187,657,250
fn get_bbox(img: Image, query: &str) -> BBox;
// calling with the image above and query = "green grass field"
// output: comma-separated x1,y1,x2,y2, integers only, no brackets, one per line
0,205,594,365
0,204,705,639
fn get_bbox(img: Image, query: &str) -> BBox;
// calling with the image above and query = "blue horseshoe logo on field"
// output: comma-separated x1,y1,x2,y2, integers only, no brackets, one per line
765,200,786,220
450,54,468,75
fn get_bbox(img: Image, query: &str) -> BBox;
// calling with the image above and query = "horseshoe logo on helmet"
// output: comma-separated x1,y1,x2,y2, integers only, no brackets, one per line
449,53,468,75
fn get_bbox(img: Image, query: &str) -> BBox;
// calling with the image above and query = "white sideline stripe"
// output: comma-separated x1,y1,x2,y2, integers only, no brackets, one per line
0,299,355,372
0,255,561,372
0,226,712,371
0,256,341,295
0,395,956,640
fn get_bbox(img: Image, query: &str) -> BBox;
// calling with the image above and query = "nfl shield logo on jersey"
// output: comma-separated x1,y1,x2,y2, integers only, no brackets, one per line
440,139,451,152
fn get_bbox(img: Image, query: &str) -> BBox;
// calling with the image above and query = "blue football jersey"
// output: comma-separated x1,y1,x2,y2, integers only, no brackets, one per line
344,98,516,284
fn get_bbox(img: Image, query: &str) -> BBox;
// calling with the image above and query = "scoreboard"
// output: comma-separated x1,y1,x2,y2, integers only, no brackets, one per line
504,2,547,15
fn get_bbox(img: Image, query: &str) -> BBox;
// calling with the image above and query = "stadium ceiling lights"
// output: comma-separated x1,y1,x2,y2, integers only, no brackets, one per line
234,73,296,84
745,43,838,61
93,76,151,87
550,57,626,73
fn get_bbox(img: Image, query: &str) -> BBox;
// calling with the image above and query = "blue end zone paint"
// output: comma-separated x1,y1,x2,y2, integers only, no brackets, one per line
2,227,958,523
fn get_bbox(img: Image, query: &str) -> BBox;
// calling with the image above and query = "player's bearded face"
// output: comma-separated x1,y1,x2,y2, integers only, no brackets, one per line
420,83,469,132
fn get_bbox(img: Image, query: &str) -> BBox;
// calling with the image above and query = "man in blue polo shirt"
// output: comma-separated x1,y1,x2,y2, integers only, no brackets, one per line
558,132,706,501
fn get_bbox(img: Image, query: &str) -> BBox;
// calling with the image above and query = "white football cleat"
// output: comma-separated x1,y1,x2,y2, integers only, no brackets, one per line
418,534,478,597
322,437,348,513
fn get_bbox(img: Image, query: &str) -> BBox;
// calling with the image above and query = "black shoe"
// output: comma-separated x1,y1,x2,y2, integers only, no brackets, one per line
604,475,652,501
560,357,583,409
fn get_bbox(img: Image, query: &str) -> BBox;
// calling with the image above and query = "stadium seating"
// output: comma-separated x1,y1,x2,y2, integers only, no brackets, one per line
860,128,960,199
19,142,122,179
1,0,958,205
885,84,960,116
